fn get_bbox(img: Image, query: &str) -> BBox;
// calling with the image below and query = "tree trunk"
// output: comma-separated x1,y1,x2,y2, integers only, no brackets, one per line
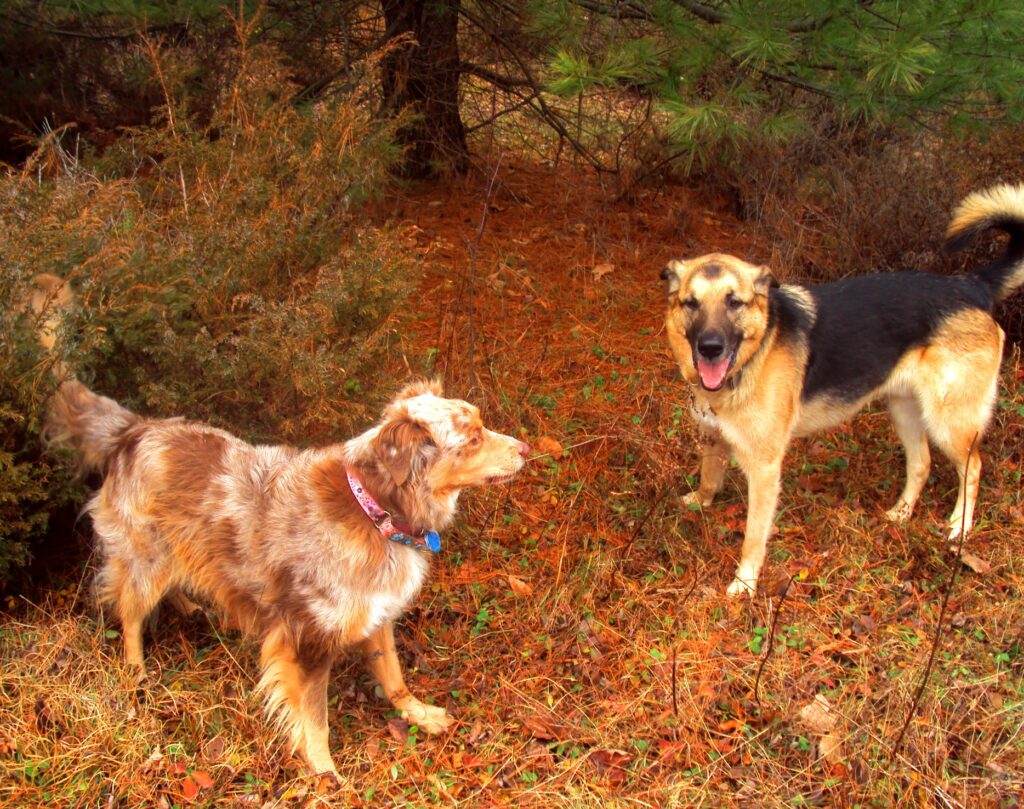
381,0,468,178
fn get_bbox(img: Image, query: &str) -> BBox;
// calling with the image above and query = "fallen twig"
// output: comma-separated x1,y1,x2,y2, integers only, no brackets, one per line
754,573,797,712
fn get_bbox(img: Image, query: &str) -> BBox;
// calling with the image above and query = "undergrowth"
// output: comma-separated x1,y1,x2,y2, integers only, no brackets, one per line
0,32,417,583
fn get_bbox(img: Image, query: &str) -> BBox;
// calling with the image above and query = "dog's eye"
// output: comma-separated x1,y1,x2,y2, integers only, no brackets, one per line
467,434,483,448
681,297,699,310
726,294,746,311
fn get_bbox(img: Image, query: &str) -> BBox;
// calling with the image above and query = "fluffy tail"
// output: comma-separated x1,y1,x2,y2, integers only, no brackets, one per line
45,380,141,474
945,182,1024,303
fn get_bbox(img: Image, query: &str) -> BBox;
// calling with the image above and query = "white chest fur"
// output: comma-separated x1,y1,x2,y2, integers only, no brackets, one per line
306,545,430,640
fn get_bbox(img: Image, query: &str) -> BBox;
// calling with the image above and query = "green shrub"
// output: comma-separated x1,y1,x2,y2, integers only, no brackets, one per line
0,38,417,585
0,288,77,582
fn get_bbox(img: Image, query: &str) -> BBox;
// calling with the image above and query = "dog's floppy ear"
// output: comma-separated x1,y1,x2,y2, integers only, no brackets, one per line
660,261,683,296
374,417,434,486
753,265,779,296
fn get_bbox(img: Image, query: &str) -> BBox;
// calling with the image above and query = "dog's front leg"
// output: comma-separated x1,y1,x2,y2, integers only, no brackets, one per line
362,622,454,734
258,624,339,778
682,426,730,508
726,460,782,597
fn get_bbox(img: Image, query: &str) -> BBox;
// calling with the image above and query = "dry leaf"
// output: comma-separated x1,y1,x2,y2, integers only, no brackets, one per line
31,698,52,733
819,731,843,764
508,575,534,596
798,694,837,734
387,717,410,743
314,773,342,794
534,436,563,457
588,749,633,785
521,714,561,741
466,718,487,745
181,776,199,802
203,734,225,762
951,546,992,574
141,746,164,774
592,263,614,280
191,770,214,790
797,474,827,492
577,617,604,654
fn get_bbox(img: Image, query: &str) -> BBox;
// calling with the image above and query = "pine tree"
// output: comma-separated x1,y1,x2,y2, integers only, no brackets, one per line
2,1,1021,175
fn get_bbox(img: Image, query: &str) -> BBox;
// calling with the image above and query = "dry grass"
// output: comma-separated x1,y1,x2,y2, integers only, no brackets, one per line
3,160,1024,807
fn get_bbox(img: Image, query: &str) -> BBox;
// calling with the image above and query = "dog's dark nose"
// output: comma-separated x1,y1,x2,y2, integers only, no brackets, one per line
697,333,726,360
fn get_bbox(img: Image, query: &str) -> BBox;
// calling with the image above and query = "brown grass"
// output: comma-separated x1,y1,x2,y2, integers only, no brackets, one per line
3,159,1023,807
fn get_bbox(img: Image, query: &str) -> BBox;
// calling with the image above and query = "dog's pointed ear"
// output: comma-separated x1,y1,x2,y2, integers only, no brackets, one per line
753,265,779,295
661,261,683,296
374,418,434,486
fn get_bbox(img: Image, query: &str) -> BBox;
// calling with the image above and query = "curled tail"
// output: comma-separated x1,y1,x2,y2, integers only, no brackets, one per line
45,380,141,474
945,183,1024,303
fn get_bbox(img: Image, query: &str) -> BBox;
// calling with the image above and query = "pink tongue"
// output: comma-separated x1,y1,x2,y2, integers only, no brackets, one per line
698,358,730,389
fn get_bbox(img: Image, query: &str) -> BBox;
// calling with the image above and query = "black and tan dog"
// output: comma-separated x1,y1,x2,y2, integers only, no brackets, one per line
662,183,1024,596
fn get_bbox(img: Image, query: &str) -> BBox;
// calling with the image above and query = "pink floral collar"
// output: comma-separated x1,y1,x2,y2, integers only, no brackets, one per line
346,468,441,553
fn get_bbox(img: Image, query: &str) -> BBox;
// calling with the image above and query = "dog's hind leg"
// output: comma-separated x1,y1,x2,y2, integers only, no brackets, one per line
96,553,171,680
362,621,453,734
935,427,984,541
885,395,932,523
258,622,338,777
166,588,203,616
682,427,731,509
915,315,1003,541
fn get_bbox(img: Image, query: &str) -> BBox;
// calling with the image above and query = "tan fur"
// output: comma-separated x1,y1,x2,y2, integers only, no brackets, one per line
15,273,74,379
24,273,73,351
664,252,1006,597
47,379,528,776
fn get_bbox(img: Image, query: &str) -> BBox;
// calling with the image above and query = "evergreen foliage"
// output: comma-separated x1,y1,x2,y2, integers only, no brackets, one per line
540,0,1024,165
2,1,1020,173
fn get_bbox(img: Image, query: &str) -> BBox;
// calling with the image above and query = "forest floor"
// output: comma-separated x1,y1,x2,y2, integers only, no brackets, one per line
2,158,1023,807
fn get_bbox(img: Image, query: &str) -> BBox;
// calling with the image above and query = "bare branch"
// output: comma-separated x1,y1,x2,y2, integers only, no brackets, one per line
665,0,839,34
459,61,534,90
0,9,185,41
459,4,609,173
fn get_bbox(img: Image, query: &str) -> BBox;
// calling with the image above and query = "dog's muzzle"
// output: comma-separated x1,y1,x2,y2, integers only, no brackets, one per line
693,332,736,391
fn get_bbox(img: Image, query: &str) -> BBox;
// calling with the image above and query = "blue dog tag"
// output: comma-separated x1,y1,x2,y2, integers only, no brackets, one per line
425,531,442,553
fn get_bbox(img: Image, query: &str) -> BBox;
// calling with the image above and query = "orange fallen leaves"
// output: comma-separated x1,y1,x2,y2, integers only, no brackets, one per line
588,749,633,785
533,436,563,457
507,574,534,596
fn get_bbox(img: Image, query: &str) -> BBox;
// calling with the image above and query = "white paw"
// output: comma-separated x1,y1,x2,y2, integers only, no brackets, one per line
401,701,454,734
726,577,756,598
885,501,913,523
947,519,971,541
682,491,712,510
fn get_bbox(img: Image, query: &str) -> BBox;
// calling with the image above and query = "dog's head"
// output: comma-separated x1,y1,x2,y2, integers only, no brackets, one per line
349,380,529,525
661,254,776,392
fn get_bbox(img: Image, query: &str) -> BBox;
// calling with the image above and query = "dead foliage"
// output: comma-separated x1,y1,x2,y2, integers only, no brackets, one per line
3,155,1024,807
